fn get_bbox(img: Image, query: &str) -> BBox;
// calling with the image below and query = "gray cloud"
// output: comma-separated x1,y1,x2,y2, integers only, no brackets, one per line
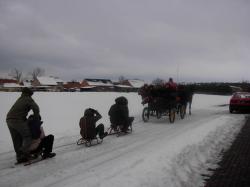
0,0,250,82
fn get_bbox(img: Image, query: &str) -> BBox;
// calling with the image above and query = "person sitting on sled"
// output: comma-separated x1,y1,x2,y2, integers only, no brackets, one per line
79,108,108,140
28,115,56,159
108,96,134,133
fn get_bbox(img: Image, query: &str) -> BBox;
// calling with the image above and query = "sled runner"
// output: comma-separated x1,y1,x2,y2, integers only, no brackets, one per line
107,124,133,137
14,152,56,166
23,154,56,166
76,137,103,147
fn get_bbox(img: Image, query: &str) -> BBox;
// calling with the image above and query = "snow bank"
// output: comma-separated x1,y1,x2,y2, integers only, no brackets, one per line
169,116,245,187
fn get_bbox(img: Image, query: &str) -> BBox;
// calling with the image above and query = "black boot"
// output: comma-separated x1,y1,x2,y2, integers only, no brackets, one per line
100,132,108,139
42,152,56,159
16,157,29,164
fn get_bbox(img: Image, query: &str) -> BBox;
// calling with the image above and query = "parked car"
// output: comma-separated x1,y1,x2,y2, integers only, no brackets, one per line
229,92,250,113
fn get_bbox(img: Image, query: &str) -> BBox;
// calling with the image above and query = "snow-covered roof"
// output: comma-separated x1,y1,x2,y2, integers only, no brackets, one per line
115,84,132,88
37,76,58,86
85,79,113,87
80,86,95,89
54,77,64,83
127,79,145,88
3,83,23,88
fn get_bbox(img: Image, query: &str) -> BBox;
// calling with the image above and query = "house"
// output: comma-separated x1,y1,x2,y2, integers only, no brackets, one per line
120,79,145,92
81,78,114,91
1,83,23,92
0,78,18,85
0,73,18,86
32,76,63,91
63,81,82,92
0,73,20,91
112,81,133,92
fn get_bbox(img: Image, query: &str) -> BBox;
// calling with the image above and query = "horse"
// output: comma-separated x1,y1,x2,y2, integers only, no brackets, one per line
177,85,194,115
186,91,194,115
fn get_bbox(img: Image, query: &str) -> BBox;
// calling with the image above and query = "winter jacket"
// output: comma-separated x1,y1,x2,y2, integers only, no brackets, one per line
108,97,129,126
29,127,45,151
6,92,40,121
165,81,177,91
28,117,45,151
28,116,43,139
79,111,102,140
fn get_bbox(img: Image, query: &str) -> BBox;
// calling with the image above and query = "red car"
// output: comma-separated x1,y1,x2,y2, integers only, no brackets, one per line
229,92,250,113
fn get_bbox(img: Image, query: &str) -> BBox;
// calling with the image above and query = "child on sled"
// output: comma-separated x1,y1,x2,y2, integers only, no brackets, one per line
79,108,108,141
108,96,134,133
28,115,56,160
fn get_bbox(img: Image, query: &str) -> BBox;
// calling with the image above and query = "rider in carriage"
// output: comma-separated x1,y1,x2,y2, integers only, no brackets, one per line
164,78,178,102
165,78,177,91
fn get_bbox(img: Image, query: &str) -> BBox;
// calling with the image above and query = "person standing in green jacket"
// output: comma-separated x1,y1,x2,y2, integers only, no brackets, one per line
6,87,40,163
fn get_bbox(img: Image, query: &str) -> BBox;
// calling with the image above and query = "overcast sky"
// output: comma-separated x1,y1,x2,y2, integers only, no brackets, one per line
0,0,249,82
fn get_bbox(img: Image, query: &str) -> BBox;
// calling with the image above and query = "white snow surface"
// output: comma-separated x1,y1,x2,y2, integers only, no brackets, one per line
0,92,246,187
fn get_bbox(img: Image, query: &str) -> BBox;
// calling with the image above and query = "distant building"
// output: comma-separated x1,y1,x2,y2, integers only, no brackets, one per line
81,78,114,91
1,83,23,92
113,84,133,92
0,73,17,86
63,81,82,92
32,76,64,91
0,73,20,91
119,79,145,92
0,78,17,85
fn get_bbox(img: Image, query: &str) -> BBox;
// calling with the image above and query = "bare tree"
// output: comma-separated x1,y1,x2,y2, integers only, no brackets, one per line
118,76,126,83
31,67,45,80
9,68,22,83
152,78,165,86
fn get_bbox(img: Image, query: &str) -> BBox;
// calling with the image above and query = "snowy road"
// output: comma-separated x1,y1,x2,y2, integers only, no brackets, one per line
0,93,246,187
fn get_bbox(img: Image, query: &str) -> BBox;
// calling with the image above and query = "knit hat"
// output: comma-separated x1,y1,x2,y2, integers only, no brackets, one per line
22,87,33,96
84,108,94,117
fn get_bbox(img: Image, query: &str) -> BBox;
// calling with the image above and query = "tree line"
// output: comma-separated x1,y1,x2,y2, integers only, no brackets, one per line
189,82,250,95
151,78,250,95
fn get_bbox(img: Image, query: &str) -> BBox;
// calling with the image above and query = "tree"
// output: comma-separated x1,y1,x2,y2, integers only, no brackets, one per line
31,67,45,80
152,78,164,86
9,68,22,83
118,76,126,83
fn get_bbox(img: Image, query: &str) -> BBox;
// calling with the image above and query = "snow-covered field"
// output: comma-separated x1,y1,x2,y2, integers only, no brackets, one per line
0,92,246,187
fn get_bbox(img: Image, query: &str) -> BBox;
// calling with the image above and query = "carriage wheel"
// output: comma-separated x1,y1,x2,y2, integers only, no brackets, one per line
180,105,186,119
142,107,150,122
169,108,175,123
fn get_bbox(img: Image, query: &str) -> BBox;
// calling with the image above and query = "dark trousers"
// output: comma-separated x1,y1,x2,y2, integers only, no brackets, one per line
122,117,134,132
34,135,54,155
7,120,32,160
95,124,105,138
112,117,134,132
